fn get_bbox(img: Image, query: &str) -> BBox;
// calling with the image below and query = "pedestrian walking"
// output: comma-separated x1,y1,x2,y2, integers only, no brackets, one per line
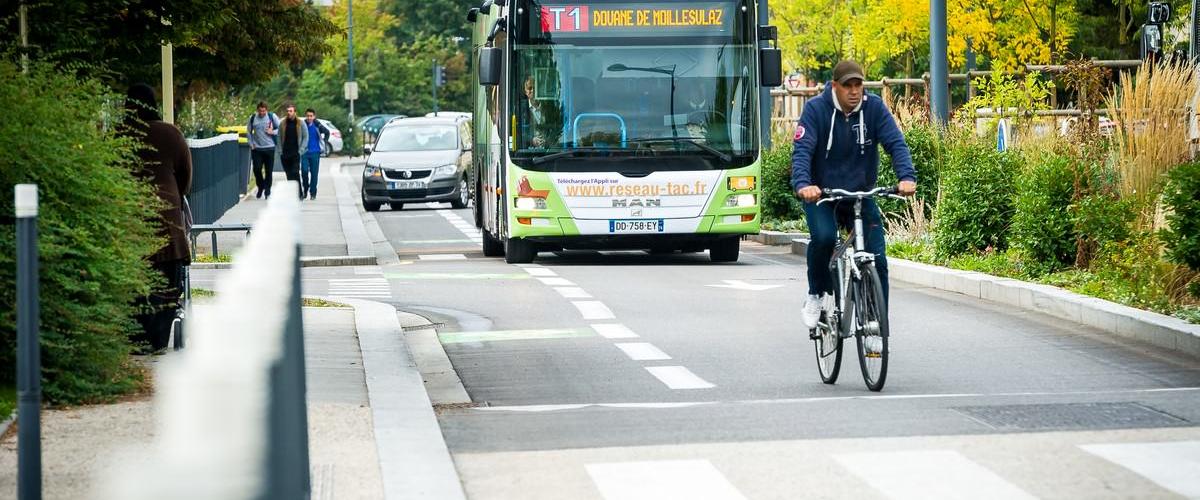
276,104,309,199
302,108,330,200
122,83,193,353
247,101,279,198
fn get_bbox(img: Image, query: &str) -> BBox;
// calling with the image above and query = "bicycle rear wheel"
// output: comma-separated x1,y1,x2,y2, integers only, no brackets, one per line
854,265,889,391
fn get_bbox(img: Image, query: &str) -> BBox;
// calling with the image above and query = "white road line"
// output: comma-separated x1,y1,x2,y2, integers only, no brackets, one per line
833,450,1038,500
591,324,639,339
515,263,542,268
614,342,672,361
1081,441,1200,499
418,254,468,261
538,277,575,286
475,402,709,412
556,287,593,299
586,459,748,500
352,267,383,275
573,301,615,320
644,366,714,390
330,279,389,283
524,267,558,277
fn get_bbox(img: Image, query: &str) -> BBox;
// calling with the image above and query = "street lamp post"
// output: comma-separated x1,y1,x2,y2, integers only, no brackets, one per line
348,0,356,131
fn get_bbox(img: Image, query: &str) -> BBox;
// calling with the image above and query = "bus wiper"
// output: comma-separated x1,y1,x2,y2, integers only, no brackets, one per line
530,147,624,165
627,137,732,163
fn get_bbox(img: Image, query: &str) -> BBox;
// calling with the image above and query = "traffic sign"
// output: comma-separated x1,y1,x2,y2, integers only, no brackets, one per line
344,81,359,100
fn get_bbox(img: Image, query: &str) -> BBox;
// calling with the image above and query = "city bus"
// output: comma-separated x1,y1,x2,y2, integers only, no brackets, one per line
466,0,781,263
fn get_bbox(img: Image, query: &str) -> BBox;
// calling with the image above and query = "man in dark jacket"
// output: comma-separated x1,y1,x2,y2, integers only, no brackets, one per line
124,83,193,353
277,104,308,199
790,61,917,333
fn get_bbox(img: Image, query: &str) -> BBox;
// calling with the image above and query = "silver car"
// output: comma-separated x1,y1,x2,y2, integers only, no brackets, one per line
317,118,343,157
360,116,472,211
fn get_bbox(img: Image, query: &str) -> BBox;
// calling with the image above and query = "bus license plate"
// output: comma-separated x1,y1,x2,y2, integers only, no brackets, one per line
609,219,664,233
388,181,423,190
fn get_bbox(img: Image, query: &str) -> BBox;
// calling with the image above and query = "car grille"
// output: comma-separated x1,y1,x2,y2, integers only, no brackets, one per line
383,169,432,180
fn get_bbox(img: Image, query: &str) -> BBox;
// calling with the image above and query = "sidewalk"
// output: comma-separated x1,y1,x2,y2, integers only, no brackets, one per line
0,155,464,499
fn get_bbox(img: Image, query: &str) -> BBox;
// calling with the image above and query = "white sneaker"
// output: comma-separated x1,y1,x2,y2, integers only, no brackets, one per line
802,294,822,329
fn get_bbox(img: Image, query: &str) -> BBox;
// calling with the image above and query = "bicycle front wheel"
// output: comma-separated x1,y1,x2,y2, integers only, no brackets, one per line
854,264,889,391
813,316,843,384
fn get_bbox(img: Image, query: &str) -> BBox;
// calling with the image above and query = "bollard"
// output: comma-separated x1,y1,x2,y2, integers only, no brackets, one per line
15,184,42,500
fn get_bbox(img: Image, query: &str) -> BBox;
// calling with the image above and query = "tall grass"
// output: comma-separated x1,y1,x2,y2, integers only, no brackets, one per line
1106,62,1197,219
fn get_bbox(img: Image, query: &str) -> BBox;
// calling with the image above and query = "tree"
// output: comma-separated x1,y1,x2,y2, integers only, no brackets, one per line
380,0,472,44
0,0,339,88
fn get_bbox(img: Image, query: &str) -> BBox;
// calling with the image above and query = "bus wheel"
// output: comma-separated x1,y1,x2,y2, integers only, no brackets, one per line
482,229,505,257
709,237,740,263
504,238,536,264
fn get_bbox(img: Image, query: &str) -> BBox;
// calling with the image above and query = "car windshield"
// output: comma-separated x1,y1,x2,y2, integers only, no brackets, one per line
375,126,459,152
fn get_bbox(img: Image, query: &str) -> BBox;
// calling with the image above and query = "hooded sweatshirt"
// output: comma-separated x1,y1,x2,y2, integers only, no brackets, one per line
790,83,916,193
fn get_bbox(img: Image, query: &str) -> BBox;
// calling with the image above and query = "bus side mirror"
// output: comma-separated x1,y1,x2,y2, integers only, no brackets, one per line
479,0,493,14
760,48,783,87
467,8,479,23
479,47,501,86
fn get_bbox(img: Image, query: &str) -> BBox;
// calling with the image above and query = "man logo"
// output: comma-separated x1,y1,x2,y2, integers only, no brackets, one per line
612,198,662,208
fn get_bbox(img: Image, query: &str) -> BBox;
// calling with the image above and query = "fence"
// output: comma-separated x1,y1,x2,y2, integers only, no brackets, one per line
100,188,310,499
188,134,250,225
771,60,1144,134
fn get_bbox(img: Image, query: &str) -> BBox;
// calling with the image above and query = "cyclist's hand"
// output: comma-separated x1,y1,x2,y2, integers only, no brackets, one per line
797,185,822,203
898,180,916,197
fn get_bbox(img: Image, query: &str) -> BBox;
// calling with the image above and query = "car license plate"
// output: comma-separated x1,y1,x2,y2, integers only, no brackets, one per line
388,181,423,190
609,219,664,233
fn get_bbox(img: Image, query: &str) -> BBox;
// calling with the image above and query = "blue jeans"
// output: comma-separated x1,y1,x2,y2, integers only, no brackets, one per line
803,198,890,305
300,152,321,197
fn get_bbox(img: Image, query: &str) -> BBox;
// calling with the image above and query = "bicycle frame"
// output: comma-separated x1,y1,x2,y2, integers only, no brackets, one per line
818,187,899,338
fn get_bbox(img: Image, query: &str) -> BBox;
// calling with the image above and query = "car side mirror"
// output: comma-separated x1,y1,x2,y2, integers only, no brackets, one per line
479,47,501,86
760,47,783,87
363,144,373,156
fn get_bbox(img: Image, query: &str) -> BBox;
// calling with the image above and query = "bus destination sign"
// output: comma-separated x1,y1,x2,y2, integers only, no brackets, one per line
540,3,731,35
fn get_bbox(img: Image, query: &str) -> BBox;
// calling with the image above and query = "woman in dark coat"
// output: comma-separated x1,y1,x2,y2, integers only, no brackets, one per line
124,83,193,353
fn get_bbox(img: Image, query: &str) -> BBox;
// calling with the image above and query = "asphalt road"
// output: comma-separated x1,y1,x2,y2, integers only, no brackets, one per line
281,198,1200,499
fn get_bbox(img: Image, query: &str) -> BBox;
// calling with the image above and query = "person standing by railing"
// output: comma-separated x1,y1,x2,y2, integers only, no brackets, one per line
301,108,330,200
123,83,193,354
247,101,279,199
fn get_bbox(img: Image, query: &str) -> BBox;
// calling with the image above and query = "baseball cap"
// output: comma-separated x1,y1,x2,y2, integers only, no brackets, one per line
833,60,865,84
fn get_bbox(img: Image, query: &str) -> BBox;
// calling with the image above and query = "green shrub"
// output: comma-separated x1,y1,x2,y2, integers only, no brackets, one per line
1080,233,1177,312
760,144,803,222
1011,149,1075,269
880,122,943,217
177,87,254,139
1162,161,1200,271
932,136,1018,258
0,62,159,404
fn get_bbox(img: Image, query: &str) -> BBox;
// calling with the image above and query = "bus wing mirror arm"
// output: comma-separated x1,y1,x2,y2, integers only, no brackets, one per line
479,47,502,86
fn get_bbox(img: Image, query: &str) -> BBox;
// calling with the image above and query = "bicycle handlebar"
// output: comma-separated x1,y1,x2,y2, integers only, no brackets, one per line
816,186,907,205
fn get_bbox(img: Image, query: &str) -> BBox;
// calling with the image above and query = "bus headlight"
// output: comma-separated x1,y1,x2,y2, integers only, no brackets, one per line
433,165,457,178
515,197,548,210
725,194,756,207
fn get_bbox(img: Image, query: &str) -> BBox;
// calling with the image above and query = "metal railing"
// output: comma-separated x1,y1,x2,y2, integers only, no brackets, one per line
188,134,249,225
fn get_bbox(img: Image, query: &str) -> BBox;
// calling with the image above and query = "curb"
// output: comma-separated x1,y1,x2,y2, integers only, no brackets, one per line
333,161,375,257
397,312,472,406
0,415,13,439
791,238,1200,358
191,255,377,270
748,231,808,246
340,297,467,500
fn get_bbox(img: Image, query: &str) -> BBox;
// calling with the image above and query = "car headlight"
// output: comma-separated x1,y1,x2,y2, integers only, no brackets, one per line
433,165,457,178
364,165,382,178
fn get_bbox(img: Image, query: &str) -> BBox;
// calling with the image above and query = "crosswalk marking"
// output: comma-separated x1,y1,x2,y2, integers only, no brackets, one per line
1081,441,1200,498
644,366,714,389
586,459,748,500
573,300,615,320
834,449,1038,500
418,254,468,261
556,287,592,299
538,277,575,286
524,267,557,277
328,278,391,299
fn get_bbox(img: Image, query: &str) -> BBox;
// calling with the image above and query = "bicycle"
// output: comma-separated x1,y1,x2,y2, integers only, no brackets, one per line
809,186,904,392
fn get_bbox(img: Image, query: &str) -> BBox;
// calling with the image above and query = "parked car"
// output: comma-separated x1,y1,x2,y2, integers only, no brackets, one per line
424,111,472,120
317,118,343,157
356,114,405,145
360,116,472,212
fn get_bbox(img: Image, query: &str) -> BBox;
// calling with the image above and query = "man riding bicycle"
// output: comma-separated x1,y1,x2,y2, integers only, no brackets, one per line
791,61,917,330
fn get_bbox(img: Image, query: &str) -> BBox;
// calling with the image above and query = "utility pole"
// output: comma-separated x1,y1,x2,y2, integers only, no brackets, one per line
347,0,356,130
929,0,949,125
16,184,42,500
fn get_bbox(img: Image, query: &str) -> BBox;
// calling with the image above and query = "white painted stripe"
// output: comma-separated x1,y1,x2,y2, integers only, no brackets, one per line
524,267,557,277
556,287,593,299
834,450,1037,500
329,279,389,283
615,342,671,361
476,402,709,412
418,254,468,261
515,263,543,268
330,287,391,291
1081,441,1200,498
537,277,575,286
330,294,392,298
573,301,615,320
587,460,747,500
591,324,638,339
425,202,441,208
353,267,384,275
644,366,714,390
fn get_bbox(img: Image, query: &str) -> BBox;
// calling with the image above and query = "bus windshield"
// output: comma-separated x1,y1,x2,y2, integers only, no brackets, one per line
510,0,759,171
